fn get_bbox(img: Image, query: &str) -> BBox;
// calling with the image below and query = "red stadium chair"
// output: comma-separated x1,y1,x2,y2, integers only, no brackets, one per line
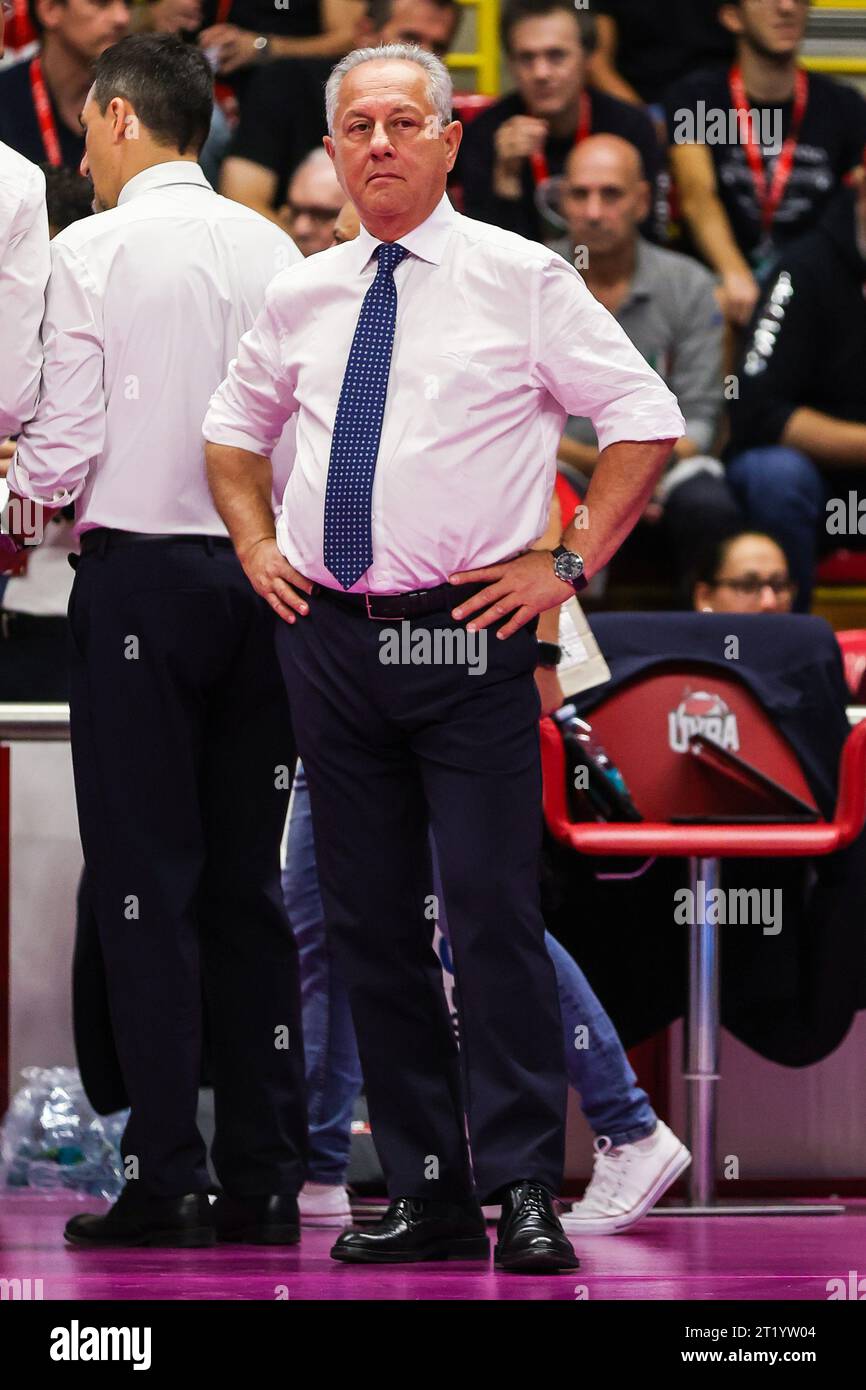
837,629,866,702
541,664,866,1212
816,551,866,586
451,94,496,125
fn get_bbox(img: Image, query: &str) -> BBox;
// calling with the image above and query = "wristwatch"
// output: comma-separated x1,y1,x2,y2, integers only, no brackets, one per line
552,545,588,594
253,35,270,60
536,641,562,670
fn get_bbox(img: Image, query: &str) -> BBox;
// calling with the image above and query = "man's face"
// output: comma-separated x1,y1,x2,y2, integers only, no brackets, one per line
375,0,458,60
507,13,585,119
285,160,345,256
38,0,131,63
561,141,648,259
79,87,126,210
324,60,461,227
721,0,809,62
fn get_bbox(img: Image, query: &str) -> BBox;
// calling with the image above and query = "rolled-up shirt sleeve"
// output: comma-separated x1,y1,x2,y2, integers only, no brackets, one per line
8,238,104,506
0,159,49,438
203,274,298,457
532,254,685,451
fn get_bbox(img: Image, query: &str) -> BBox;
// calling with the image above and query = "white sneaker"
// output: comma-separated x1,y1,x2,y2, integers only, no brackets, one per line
297,1182,353,1227
560,1120,691,1236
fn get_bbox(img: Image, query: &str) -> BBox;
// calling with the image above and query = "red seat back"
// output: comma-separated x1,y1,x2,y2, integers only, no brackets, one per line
581,663,818,821
837,630,866,701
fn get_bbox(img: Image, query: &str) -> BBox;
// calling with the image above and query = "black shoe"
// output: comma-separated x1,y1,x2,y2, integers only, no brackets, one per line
213,1193,300,1246
64,1188,215,1249
494,1181,580,1272
331,1197,489,1264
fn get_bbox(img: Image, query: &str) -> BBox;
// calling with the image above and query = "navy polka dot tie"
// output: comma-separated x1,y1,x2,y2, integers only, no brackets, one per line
323,242,409,590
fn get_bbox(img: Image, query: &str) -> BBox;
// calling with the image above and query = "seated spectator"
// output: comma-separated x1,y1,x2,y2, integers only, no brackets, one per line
727,181,866,612
691,531,796,614
589,0,733,111
219,0,459,219
456,0,661,245
198,0,361,79
666,0,866,327
277,146,343,251
0,0,131,172
552,134,741,584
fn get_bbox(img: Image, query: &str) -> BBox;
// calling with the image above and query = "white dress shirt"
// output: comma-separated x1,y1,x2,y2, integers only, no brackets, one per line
0,141,49,437
9,161,301,535
203,192,685,593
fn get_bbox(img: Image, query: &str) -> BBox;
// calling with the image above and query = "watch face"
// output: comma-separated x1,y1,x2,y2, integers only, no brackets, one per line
555,549,584,582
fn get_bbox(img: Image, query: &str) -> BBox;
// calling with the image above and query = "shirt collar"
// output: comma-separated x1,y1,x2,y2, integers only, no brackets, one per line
117,160,212,207
352,191,457,273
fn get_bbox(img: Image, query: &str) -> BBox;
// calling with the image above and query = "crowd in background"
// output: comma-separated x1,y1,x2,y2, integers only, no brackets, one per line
3,0,866,664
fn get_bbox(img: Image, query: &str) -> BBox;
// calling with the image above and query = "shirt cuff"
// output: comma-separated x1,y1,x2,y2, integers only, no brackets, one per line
6,455,79,506
202,424,274,459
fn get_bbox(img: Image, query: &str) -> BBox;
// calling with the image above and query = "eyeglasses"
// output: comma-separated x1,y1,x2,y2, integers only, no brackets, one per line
712,575,796,598
286,203,343,225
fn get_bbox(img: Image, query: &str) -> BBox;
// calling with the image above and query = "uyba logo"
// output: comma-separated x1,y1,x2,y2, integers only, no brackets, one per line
668,690,739,755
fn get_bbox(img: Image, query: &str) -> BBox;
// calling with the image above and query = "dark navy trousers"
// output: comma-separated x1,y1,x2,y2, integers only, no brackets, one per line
68,535,308,1198
276,593,566,1202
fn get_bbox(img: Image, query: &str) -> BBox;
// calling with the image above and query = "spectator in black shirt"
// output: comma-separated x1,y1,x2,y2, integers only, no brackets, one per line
456,0,661,245
727,182,866,610
666,0,866,327
590,0,734,111
198,0,360,77
220,0,459,220
0,0,131,172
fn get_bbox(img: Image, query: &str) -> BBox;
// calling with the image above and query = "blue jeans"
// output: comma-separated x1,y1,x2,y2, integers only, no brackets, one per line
727,446,825,611
282,764,656,1183
281,762,363,1184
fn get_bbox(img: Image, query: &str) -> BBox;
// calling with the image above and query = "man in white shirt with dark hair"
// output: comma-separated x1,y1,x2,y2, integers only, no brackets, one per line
205,42,684,1272
0,0,49,442
6,32,309,1251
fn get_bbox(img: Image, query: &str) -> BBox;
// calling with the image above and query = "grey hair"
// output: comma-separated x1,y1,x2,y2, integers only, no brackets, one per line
324,43,453,137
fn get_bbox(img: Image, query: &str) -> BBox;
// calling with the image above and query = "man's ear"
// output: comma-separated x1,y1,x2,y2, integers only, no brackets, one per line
718,3,744,39
635,178,651,224
443,119,462,173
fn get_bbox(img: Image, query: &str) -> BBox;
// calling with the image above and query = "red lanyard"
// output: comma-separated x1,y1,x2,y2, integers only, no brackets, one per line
530,90,591,187
215,0,233,21
729,64,809,240
29,56,63,168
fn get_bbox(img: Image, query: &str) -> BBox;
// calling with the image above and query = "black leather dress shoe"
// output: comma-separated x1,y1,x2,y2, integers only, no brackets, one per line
331,1197,489,1264
64,1189,215,1248
494,1182,580,1272
213,1193,300,1245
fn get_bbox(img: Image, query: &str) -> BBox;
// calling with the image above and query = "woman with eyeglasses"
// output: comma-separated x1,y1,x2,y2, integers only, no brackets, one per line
692,531,797,614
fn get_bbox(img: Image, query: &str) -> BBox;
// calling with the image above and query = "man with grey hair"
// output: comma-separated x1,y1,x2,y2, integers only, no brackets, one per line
205,42,684,1271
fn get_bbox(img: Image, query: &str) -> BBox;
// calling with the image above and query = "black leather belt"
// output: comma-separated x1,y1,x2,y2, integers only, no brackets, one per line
80,528,234,556
313,581,483,621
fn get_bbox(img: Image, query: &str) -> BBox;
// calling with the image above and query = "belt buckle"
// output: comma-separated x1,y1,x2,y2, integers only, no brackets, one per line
364,593,394,621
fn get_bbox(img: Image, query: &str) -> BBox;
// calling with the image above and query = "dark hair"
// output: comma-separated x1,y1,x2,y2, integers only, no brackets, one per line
41,164,94,233
365,0,458,29
91,35,213,157
688,530,789,591
501,0,597,55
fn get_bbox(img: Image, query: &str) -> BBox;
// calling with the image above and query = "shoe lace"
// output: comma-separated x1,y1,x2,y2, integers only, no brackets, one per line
515,1182,555,1225
583,1136,633,1204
